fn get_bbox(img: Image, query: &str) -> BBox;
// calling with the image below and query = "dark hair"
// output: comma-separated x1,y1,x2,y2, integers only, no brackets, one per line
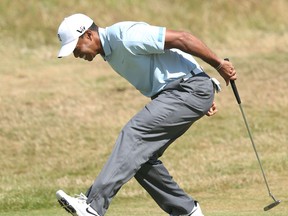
88,22,98,31
79,22,98,38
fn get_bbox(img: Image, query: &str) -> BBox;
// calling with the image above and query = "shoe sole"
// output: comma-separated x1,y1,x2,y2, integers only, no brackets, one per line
58,197,77,215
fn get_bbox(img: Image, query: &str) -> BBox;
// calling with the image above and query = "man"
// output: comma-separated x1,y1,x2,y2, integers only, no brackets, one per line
56,13,236,216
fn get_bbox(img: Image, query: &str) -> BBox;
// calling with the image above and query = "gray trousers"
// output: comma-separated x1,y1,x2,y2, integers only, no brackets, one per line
86,73,214,216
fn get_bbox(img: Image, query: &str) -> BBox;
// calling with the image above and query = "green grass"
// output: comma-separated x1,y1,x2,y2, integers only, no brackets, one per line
0,0,288,215
1,195,287,216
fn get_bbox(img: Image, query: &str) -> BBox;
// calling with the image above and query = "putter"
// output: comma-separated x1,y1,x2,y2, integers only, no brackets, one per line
226,58,281,211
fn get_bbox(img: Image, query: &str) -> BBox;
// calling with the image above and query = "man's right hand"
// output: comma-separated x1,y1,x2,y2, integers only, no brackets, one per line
217,60,237,86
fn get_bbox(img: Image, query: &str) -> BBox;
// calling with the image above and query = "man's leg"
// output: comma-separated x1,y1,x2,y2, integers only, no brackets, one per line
135,158,195,215
86,76,214,215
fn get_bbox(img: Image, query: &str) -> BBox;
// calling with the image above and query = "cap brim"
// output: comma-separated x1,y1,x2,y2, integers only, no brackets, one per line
57,39,78,58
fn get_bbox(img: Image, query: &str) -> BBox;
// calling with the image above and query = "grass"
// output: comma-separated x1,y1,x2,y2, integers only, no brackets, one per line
0,0,288,215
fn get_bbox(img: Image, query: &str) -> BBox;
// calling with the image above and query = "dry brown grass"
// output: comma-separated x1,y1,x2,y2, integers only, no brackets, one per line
0,0,287,215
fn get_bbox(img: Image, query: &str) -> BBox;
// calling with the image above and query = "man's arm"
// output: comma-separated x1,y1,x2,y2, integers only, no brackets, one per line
164,29,236,85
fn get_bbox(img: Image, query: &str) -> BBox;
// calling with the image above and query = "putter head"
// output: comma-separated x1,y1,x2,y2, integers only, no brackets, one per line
264,200,281,211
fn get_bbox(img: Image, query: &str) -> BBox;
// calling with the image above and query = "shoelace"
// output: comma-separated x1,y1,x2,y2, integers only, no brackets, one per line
74,193,88,203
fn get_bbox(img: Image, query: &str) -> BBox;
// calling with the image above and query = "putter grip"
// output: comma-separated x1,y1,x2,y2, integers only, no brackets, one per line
223,58,242,104
230,80,241,104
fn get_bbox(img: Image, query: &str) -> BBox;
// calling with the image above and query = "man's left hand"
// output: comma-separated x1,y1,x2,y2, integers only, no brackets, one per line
206,101,218,116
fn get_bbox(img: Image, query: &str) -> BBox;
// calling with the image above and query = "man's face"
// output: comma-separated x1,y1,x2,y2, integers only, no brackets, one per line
73,32,97,61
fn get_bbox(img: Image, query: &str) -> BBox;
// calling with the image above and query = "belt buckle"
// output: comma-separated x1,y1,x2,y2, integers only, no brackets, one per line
183,73,192,81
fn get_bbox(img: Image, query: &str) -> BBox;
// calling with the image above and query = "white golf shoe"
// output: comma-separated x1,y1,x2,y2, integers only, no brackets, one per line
172,201,204,216
188,201,204,216
56,190,100,216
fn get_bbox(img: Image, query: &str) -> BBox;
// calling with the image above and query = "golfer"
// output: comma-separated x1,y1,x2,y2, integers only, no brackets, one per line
56,13,236,216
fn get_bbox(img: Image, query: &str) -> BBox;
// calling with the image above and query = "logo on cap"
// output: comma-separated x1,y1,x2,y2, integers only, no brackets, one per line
77,26,86,33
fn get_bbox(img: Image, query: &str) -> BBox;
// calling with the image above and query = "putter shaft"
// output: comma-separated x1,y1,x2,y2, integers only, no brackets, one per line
228,63,281,211
238,103,271,194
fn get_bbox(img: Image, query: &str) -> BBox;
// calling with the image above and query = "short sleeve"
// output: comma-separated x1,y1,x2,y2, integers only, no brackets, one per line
123,23,166,55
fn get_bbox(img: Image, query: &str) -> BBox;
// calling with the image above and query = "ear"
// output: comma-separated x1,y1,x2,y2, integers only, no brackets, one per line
84,30,94,41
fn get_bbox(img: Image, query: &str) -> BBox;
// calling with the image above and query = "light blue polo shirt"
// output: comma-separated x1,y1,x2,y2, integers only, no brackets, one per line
98,22,203,97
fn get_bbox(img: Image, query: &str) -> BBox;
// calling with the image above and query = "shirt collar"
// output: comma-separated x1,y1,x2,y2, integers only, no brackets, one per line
98,27,111,61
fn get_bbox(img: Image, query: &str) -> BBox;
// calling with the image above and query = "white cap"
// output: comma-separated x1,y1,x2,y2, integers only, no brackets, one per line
57,13,93,58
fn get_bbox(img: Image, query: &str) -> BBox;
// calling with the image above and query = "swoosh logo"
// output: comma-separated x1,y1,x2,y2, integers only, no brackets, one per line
190,208,197,215
86,207,97,216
